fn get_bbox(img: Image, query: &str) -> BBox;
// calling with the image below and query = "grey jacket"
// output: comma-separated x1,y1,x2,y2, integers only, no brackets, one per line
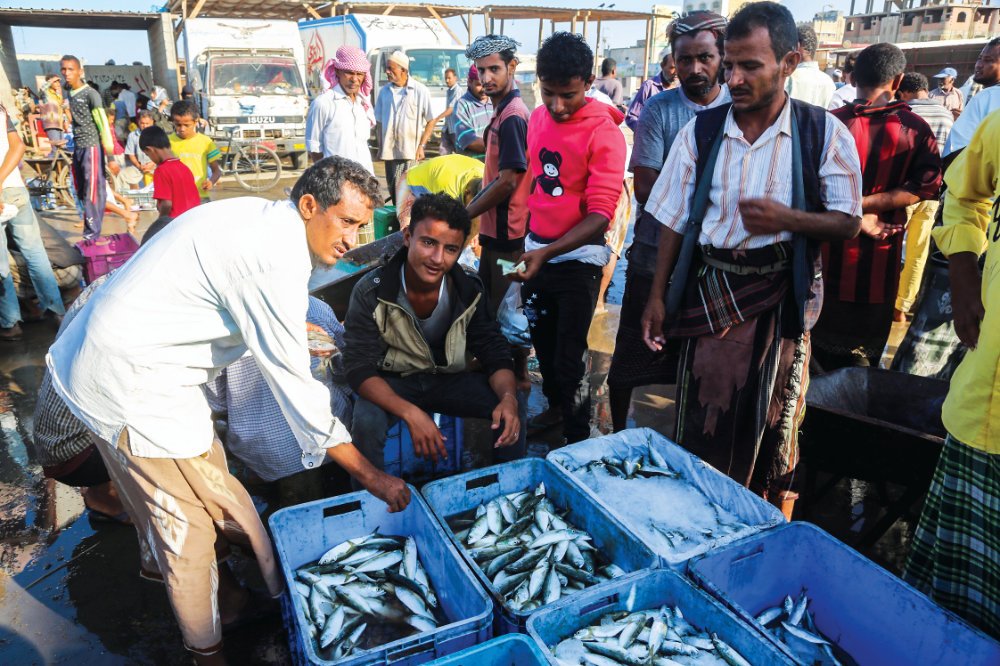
343,249,514,391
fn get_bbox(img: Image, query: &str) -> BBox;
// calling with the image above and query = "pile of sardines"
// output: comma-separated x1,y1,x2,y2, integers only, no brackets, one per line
551,605,752,666
755,592,855,666
293,531,443,659
446,483,625,612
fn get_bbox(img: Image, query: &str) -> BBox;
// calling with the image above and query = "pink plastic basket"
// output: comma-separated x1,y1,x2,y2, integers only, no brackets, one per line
75,234,139,283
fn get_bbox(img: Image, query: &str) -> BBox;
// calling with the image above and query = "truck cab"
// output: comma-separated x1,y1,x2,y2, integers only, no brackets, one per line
184,19,309,167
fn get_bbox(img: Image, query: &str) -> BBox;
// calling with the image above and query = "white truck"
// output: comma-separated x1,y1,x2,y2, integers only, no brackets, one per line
183,18,309,166
299,15,468,117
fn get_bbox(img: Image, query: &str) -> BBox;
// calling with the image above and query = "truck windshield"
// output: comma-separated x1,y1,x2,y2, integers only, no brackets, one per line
405,49,470,87
210,57,305,96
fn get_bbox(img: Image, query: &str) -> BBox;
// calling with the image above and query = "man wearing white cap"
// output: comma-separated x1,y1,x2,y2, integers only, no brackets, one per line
374,50,435,205
930,67,964,120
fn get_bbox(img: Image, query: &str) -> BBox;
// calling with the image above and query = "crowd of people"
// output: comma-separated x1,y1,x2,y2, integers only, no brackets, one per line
1,1,999,661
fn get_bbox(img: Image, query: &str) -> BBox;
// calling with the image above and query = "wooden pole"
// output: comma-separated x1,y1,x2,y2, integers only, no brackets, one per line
571,12,578,35
582,11,590,40
538,18,544,49
467,13,473,44
304,3,322,19
500,19,505,35
642,19,653,82
428,6,462,46
595,20,602,74
484,11,490,34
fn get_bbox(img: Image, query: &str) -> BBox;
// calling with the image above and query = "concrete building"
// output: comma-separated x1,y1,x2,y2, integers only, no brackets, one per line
844,0,1000,45
681,0,752,16
814,9,847,47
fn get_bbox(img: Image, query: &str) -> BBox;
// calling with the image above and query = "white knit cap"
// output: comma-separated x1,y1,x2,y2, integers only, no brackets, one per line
388,50,410,70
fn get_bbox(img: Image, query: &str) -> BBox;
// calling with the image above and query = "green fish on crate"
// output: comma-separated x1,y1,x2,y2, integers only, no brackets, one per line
446,482,626,612
551,604,752,666
292,531,444,659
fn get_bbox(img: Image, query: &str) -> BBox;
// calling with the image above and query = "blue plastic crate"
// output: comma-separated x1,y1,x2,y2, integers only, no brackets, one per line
688,522,1000,666
528,569,795,665
384,415,463,482
421,458,659,635
426,635,547,665
268,488,493,666
547,428,785,567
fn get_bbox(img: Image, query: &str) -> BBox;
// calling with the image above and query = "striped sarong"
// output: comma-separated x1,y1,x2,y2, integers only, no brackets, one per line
669,244,792,338
903,434,1000,639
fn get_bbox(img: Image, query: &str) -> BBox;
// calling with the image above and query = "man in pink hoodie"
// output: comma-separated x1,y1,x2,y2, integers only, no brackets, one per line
512,32,627,444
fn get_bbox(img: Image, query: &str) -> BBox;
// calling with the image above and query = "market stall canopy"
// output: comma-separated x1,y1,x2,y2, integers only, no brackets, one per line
165,0,671,23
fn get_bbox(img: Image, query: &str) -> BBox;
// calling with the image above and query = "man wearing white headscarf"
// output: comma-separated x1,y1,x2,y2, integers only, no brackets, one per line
374,50,435,204
306,45,376,174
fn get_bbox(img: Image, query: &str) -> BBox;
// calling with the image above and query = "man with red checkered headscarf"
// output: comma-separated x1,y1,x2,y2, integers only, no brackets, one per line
306,44,376,174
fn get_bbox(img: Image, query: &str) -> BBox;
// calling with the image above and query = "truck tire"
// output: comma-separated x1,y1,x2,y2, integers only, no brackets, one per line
233,144,283,192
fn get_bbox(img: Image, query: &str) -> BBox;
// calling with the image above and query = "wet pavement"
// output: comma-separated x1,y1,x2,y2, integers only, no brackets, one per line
1,175,922,663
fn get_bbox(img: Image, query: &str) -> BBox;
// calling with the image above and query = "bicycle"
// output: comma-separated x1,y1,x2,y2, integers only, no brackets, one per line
23,142,75,208
217,126,283,193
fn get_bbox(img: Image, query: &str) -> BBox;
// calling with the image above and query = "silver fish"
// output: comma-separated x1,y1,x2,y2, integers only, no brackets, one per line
402,537,417,579
468,514,491,543
319,606,347,648
712,633,752,666
755,605,784,626
353,550,404,574
781,621,831,645
486,500,503,535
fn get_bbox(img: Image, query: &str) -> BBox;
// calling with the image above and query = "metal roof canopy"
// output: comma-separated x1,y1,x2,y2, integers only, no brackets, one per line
0,7,164,29
165,1,669,23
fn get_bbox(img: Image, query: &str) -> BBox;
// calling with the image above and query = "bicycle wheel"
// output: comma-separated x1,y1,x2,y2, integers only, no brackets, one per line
232,144,282,192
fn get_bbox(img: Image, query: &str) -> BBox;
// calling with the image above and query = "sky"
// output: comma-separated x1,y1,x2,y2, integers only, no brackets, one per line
2,0,854,65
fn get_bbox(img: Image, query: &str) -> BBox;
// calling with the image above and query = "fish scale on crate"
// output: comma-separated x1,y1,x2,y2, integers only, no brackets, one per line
292,531,444,660
446,482,625,613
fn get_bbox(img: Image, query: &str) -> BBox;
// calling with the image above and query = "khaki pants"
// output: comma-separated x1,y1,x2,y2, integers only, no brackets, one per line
896,199,938,313
92,430,283,654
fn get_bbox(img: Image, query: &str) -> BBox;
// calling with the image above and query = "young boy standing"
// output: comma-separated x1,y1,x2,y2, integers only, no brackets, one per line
168,100,221,199
125,110,156,187
140,125,201,221
512,32,626,443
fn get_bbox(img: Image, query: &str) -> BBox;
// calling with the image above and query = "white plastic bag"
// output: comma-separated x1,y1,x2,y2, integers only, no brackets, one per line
497,282,531,348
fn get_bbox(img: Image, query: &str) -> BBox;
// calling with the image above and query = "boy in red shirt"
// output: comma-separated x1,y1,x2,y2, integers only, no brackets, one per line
139,125,201,222
511,32,626,443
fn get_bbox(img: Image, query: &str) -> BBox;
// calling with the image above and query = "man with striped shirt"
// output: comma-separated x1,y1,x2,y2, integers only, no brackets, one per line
815,44,943,371
640,2,862,518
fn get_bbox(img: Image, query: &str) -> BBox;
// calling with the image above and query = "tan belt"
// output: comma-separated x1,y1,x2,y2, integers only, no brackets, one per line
700,253,791,276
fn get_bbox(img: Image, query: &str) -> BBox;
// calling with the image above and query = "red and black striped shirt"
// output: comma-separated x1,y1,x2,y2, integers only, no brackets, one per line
825,101,942,304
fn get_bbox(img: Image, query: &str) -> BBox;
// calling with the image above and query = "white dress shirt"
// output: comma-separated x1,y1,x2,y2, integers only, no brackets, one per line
305,84,376,174
374,77,434,161
827,83,857,110
46,198,352,466
646,99,863,249
786,62,836,109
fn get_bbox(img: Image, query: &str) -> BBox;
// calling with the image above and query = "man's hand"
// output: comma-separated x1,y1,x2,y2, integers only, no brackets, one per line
860,213,889,240
949,252,985,348
405,408,448,462
202,179,215,191
305,322,335,358
641,298,667,352
512,249,546,282
739,198,793,235
416,145,426,161
141,162,155,174
364,469,411,513
491,393,520,447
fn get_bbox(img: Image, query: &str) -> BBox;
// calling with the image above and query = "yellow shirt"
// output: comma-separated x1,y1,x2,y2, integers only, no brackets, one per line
169,133,221,190
405,154,484,201
933,109,1000,453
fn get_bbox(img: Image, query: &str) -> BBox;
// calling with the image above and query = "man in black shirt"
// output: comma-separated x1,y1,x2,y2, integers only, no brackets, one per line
61,55,114,240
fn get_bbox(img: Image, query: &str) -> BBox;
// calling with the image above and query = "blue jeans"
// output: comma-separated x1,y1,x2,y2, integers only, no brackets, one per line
1,187,66,327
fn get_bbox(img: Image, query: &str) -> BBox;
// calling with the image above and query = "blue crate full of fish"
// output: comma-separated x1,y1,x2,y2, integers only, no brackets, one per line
268,488,493,666
421,458,659,635
425,634,548,665
528,568,796,665
383,415,463,482
687,522,1000,666
547,428,786,568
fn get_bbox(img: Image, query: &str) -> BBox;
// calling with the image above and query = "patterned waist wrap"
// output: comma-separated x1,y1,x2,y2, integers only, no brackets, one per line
668,242,793,338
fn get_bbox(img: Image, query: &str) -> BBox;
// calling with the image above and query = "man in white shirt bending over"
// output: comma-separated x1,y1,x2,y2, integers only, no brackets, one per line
306,45,376,174
46,157,410,664
786,23,835,108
